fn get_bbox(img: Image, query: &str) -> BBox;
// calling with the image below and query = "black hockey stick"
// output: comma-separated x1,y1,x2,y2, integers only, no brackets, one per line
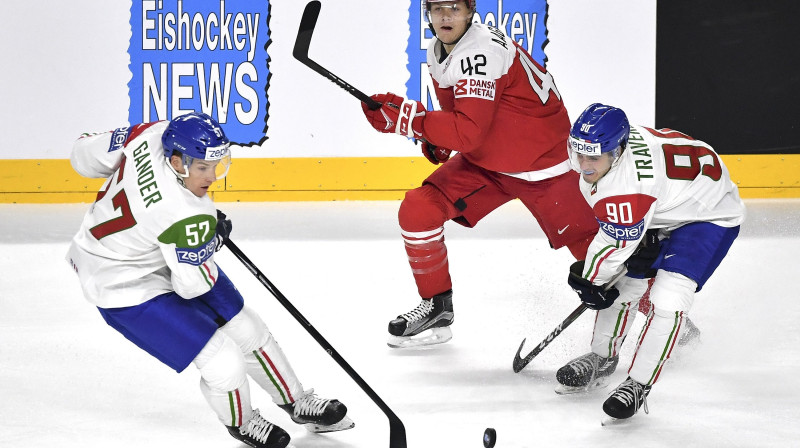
226,240,407,448
512,268,628,373
512,303,589,373
293,1,381,110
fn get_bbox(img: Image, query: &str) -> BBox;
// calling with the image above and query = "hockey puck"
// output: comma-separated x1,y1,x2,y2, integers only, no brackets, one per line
483,427,496,448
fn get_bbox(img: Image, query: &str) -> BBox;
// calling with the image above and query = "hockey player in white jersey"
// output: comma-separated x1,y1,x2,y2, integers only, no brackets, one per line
556,104,745,421
66,112,353,447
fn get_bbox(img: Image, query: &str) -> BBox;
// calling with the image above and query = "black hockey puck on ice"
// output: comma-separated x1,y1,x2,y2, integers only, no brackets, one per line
483,427,497,448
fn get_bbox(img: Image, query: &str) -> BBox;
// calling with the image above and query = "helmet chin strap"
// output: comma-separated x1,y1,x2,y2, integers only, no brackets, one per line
166,156,192,181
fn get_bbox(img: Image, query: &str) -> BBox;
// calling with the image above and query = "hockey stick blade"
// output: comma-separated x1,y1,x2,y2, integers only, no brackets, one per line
293,1,381,110
226,240,407,448
513,268,629,373
512,305,587,372
292,0,319,62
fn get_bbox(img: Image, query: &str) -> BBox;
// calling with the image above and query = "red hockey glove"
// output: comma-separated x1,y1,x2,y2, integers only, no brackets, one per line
420,140,451,165
362,93,426,138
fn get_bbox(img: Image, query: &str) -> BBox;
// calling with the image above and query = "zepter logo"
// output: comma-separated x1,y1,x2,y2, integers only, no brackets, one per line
568,136,602,155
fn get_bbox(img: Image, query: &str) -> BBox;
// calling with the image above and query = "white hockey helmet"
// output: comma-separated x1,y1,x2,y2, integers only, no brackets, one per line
424,0,476,20
424,0,476,10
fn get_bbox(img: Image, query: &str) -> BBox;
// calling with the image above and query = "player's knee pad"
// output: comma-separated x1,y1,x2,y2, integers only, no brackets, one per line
398,186,450,231
649,270,697,312
222,306,270,353
193,331,248,392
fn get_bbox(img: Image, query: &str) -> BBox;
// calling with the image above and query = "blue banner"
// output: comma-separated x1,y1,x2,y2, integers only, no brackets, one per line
128,0,270,145
406,0,549,109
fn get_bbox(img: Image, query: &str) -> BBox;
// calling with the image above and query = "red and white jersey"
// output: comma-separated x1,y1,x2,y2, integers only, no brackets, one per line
581,125,746,284
424,23,570,174
66,122,220,308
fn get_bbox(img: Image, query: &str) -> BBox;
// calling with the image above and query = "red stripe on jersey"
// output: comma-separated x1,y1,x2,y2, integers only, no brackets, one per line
201,263,217,284
588,242,625,283
124,121,163,148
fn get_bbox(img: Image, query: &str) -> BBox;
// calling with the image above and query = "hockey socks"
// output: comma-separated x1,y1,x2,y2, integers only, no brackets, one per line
402,227,452,299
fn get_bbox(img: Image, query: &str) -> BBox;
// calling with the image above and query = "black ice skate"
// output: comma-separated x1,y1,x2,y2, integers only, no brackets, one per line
279,389,354,433
387,290,454,348
602,376,651,423
226,409,290,448
555,352,619,395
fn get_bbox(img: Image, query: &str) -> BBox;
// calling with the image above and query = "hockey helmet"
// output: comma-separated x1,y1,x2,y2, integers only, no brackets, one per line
567,103,629,173
162,112,231,180
424,0,476,24
424,0,476,45
425,0,476,10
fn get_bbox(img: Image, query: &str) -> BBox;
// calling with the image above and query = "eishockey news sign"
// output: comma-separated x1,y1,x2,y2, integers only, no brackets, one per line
407,0,549,108
128,0,270,145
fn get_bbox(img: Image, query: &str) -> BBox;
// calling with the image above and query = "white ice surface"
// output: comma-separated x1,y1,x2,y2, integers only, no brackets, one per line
1,199,799,447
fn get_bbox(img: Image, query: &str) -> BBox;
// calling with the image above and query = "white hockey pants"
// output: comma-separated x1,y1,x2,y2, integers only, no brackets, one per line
193,306,304,426
591,271,697,386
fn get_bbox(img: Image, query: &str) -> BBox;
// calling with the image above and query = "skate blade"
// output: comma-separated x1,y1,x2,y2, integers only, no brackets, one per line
601,416,631,427
303,416,355,433
555,376,611,395
387,327,452,348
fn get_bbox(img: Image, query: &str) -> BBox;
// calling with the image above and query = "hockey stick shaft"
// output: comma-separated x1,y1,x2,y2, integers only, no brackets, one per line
512,268,628,373
226,240,407,448
293,1,381,110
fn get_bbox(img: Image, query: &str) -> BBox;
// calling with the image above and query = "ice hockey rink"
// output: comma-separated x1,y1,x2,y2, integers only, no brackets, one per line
2,199,799,448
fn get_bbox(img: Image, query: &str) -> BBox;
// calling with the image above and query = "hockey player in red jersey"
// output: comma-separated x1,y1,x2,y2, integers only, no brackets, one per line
361,0,598,348
557,104,745,421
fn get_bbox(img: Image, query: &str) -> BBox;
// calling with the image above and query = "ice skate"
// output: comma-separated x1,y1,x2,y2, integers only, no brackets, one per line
677,317,701,346
279,389,354,433
226,409,290,448
555,352,618,395
387,290,454,348
601,376,651,424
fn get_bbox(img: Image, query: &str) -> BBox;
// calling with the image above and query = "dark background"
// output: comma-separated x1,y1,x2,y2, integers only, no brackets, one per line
656,0,799,154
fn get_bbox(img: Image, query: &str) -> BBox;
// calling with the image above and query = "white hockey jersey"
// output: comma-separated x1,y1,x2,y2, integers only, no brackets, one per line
581,125,746,284
66,122,220,308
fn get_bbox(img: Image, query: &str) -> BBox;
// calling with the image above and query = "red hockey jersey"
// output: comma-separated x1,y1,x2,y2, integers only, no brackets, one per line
422,23,570,174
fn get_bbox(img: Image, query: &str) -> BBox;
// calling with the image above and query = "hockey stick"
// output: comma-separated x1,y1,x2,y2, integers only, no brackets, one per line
226,240,407,448
293,1,381,110
512,268,628,373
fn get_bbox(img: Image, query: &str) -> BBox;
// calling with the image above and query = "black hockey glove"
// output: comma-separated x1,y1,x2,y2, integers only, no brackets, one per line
215,209,232,251
624,229,661,278
567,261,620,311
